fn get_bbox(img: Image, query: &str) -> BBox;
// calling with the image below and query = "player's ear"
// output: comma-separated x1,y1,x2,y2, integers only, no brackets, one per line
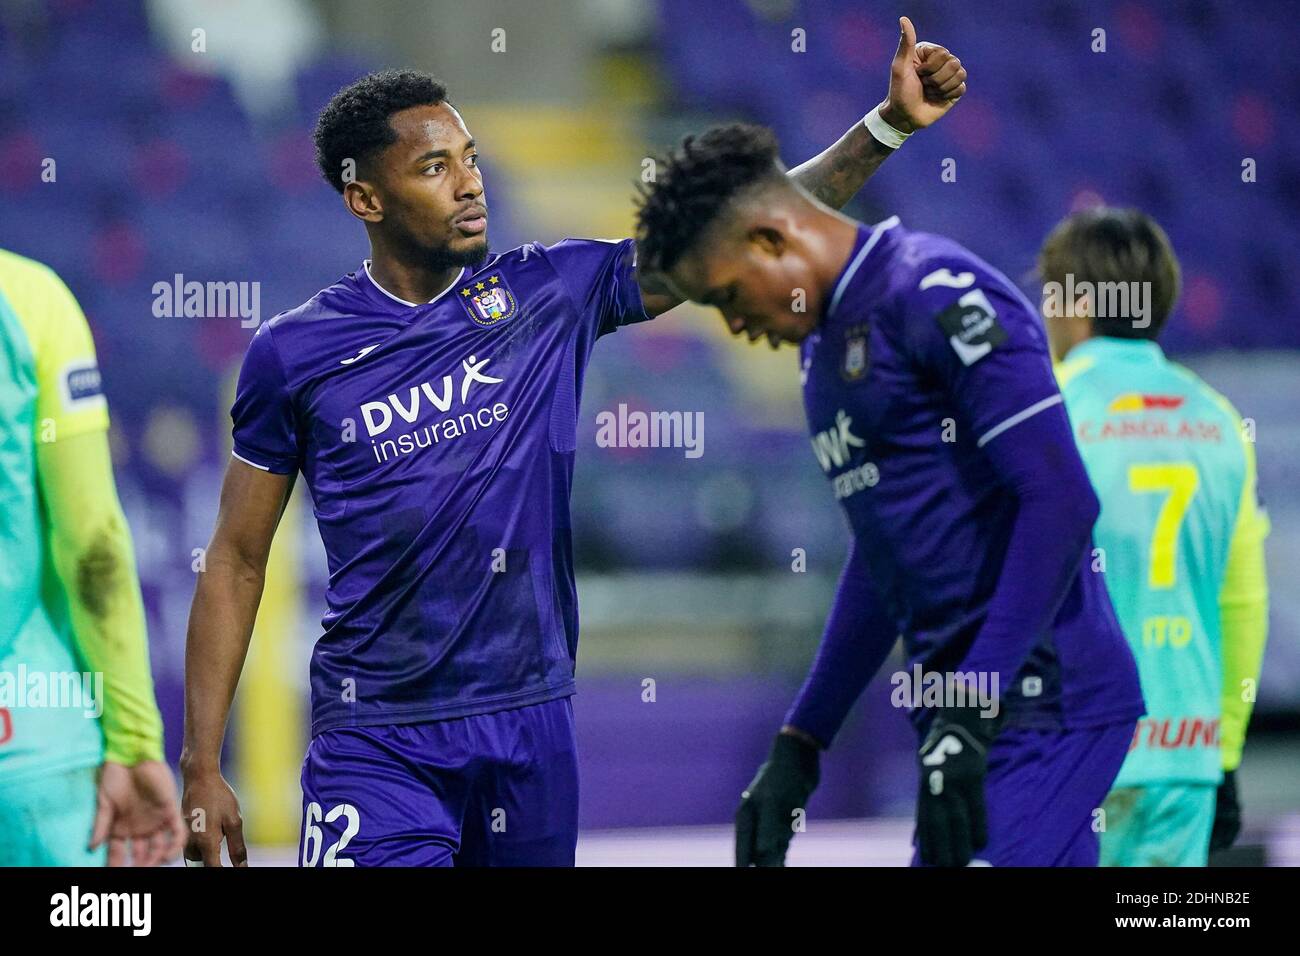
748,225,785,259
344,180,384,223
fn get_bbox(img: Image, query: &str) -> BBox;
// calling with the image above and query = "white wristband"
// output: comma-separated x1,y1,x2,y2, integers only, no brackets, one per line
864,105,911,149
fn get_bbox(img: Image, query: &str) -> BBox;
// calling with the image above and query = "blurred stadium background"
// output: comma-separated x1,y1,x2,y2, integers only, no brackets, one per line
2,0,1298,865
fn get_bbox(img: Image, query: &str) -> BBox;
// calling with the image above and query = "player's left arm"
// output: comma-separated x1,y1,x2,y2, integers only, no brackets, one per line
1209,428,1270,851
38,433,163,767
39,432,185,865
26,270,164,769
638,16,966,317
903,276,1099,865
906,276,1098,710
28,266,183,865
1218,438,1270,773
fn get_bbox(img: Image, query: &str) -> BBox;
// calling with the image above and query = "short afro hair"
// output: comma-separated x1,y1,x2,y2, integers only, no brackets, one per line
635,123,783,275
313,69,450,193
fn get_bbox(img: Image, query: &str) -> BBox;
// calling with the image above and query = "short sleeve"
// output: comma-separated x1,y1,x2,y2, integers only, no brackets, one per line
230,323,300,474
543,237,651,337
26,265,109,441
903,262,1064,448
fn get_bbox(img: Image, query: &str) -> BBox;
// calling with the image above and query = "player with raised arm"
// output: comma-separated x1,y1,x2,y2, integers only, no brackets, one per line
1041,208,1269,866
0,250,184,867
181,18,967,867
634,125,1145,867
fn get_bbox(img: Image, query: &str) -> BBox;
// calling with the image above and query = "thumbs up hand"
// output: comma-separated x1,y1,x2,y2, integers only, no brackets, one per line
879,16,967,134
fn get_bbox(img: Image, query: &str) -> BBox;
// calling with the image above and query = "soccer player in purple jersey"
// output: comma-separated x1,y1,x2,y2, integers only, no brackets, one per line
634,124,1146,867
180,21,968,866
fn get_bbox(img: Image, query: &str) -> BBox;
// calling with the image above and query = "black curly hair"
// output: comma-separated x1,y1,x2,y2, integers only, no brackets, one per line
313,70,451,193
635,123,785,275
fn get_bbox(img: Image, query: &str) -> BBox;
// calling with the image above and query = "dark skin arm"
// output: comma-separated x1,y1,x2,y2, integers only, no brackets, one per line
639,16,967,317
180,459,295,867
787,122,897,212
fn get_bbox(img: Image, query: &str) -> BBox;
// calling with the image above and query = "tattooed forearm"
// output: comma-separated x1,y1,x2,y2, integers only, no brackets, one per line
788,121,893,210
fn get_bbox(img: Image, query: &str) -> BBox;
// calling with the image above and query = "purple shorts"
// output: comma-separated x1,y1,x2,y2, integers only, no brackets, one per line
913,720,1135,867
298,696,579,867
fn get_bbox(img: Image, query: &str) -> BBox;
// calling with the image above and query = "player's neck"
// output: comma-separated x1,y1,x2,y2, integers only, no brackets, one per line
366,246,465,305
810,208,866,315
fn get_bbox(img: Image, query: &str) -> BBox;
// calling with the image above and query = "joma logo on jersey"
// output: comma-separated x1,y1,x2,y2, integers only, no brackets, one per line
459,273,518,326
361,355,503,437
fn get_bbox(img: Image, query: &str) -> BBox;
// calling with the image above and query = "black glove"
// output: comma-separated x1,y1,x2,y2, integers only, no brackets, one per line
916,705,1003,867
735,730,820,867
1209,769,1241,853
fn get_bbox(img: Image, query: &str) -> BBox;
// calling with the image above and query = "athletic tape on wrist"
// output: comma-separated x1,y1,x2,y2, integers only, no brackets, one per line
864,106,911,149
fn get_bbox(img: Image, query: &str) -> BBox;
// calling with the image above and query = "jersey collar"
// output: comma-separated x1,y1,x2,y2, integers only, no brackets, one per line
362,260,468,308
1066,336,1166,363
824,216,899,321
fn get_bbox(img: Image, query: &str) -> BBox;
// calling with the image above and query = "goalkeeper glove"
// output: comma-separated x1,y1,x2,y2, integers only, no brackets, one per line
1209,769,1241,853
916,704,1003,867
735,730,820,867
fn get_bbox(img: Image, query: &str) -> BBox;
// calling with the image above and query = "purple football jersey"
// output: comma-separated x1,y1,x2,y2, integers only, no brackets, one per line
799,218,1143,730
231,239,649,735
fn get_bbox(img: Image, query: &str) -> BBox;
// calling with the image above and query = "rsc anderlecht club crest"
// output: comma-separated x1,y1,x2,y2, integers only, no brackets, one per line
460,273,519,327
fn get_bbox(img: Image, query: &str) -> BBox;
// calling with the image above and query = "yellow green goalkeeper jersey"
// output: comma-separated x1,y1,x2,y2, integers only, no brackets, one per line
0,250,111,782
1058,337,1269,787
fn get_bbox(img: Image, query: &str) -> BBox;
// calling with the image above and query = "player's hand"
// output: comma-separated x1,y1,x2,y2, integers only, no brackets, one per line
879,16,967,134
182,768,249,867
915,705,1001,867
1209,769,1242,852
90,760,187,867
735,729,821,866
